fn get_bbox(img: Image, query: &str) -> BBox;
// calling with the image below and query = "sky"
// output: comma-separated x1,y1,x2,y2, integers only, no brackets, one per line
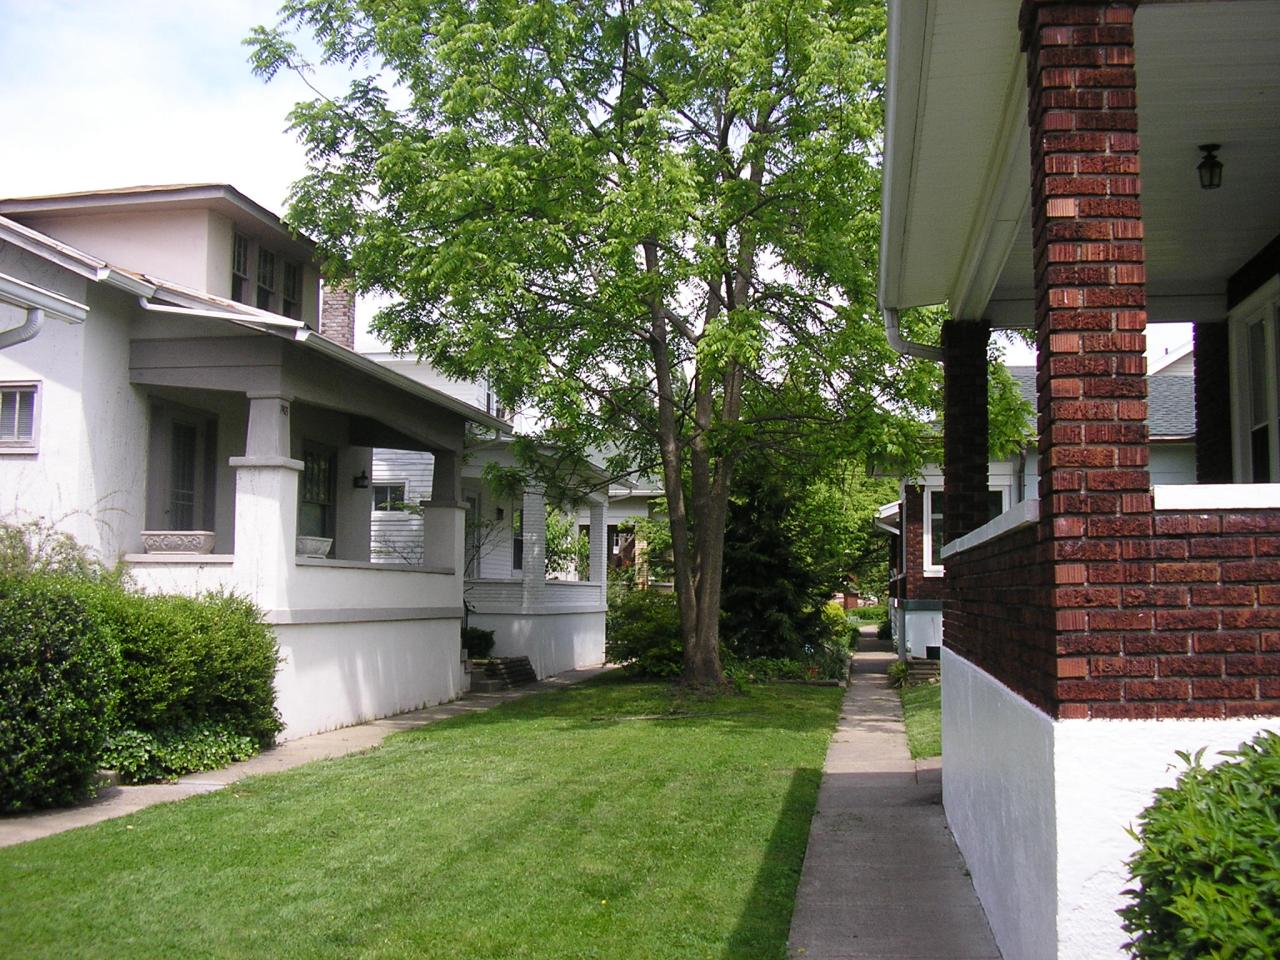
0,1,1191,361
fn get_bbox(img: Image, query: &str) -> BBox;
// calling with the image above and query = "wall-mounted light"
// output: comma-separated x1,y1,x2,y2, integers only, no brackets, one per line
353,470,370,489
1198,143,1223,190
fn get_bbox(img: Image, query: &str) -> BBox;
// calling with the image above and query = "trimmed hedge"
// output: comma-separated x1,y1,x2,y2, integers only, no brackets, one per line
83,587,281,748
0,576,119,811
1120,731,1280,959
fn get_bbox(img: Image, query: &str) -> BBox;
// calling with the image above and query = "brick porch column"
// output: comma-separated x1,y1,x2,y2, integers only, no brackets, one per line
1022,0,1153,717
1192,322,1231,483
942,320,991,546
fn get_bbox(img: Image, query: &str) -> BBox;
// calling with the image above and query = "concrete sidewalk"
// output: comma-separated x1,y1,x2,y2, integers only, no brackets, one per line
0,664,609,849
787,639,1001,959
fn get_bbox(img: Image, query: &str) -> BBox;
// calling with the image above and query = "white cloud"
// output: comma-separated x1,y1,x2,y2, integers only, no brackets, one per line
0,0,314,213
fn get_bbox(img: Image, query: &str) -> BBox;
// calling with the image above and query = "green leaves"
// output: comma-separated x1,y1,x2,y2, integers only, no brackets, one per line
1120,731,1280,959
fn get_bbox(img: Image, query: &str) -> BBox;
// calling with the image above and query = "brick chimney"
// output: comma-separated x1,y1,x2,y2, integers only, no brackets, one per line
319,282,356,349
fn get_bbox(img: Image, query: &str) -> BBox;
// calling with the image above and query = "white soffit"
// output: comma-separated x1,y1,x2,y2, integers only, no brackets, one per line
881,0,1023,312
988,2,1280,317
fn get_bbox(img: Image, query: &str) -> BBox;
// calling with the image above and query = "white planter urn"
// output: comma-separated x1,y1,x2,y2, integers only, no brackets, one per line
140,530,216,554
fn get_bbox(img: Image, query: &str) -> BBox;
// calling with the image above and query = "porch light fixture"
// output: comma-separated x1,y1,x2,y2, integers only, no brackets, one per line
1198,143,1223,190
353,469,370,489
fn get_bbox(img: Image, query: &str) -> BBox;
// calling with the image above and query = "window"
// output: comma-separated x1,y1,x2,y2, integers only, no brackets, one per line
512,507,524,571
146,401,216,531
372,481,407,512
169,421,199,529
0,383,37,451
282,262,302,321
1229,279,1280,483
256,248,277,311
924,486,1009,571
231,233,251,304
299,447,336,545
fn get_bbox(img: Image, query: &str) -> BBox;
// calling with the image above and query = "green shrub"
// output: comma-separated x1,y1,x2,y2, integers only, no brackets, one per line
887,660,909,689
101,723,258,784
848,603,886,623
605,589,683,677
1120,732,1280,959
461,625,496,659
877,618,892,643
82,588,281,748
0,575,120,811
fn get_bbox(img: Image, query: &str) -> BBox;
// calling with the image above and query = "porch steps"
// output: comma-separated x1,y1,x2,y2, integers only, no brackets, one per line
907,658,941,685
468,656,539,693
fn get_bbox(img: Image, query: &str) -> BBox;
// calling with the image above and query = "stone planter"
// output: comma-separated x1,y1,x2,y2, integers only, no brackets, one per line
295,536,333,559
140,530,216,554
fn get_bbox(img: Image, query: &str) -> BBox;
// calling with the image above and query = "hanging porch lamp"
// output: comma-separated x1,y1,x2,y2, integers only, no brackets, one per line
1198,143,1223,190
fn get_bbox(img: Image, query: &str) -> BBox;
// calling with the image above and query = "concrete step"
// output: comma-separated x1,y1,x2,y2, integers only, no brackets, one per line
469,656,538,692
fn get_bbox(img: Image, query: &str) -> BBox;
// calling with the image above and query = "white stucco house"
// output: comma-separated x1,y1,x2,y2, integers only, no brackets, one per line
0,184,511,740
351,341,611,679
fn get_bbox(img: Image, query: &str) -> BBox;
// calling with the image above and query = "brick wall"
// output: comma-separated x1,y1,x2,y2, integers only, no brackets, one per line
1193,322,1231,483
902,486,945,603
943,321,991,545
319,283,357,349
946,525,1056,712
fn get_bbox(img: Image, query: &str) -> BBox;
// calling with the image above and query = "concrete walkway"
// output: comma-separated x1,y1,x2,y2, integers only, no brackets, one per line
0,664,609,849
787,636,1001,959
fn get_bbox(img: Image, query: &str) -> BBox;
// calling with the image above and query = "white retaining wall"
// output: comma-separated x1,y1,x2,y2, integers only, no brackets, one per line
943,649,1277,960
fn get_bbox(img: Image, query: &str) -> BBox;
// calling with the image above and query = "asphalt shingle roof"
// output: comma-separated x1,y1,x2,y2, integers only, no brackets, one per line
1007,366,1194,439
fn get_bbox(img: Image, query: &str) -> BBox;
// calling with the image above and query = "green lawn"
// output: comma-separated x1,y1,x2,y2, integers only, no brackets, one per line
0,675,841,959
900,682,941,759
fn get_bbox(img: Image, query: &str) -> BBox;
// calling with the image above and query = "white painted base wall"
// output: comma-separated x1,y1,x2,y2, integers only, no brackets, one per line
943,649,1278,960
890,600,942,658
468,609,605,679
274,618,464,741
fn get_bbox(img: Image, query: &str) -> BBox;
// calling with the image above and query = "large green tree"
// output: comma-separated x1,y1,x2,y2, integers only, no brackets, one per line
249,0,937,685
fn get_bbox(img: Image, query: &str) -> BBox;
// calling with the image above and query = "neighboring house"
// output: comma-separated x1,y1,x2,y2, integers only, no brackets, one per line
0,184,508,741
359,348,609,679
879,3,1279,959
879,360,1196,658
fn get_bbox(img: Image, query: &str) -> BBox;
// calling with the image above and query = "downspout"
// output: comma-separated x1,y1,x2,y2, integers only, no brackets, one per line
0,307,43,350
882,305,944,363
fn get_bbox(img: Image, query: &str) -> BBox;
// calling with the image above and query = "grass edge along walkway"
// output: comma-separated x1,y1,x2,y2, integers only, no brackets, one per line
900,680,942,760
0,673,842,960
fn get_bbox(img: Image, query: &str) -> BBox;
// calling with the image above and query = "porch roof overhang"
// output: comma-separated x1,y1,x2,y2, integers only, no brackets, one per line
874,500,902,536
880,0,1280,325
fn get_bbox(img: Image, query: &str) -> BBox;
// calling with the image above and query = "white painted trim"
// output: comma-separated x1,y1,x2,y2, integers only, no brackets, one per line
941,497,1040,559
1153,483,1280,511
264,606,463,625
125,553,234,564
0,271,89,322
295,557,454,575
228,455,305,471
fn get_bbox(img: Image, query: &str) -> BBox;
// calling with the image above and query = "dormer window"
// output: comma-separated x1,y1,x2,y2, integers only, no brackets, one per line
231,233,251,304
282,262,302,321
256,248,277,311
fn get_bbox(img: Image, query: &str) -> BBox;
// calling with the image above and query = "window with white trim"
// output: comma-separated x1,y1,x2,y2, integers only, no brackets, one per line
256,248,277,311
1229,277,1280,483
231,233,251,304
372,481,408,513
282,261,302,321
0,383,38,452
924,486,1009,572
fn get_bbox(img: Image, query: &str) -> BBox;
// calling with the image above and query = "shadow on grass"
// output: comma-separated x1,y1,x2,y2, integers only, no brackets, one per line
722,766,824,960
395,672,842,740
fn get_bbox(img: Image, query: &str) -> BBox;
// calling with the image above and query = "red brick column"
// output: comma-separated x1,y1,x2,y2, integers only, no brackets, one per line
943,320,991,546
1022,0,1153,716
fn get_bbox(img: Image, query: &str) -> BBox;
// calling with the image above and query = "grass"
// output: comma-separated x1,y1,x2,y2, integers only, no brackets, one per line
0,674,841,959
900,682,941,759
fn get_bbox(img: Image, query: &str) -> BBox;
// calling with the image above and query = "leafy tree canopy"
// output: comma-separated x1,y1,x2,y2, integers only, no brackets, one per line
248,0,945,683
